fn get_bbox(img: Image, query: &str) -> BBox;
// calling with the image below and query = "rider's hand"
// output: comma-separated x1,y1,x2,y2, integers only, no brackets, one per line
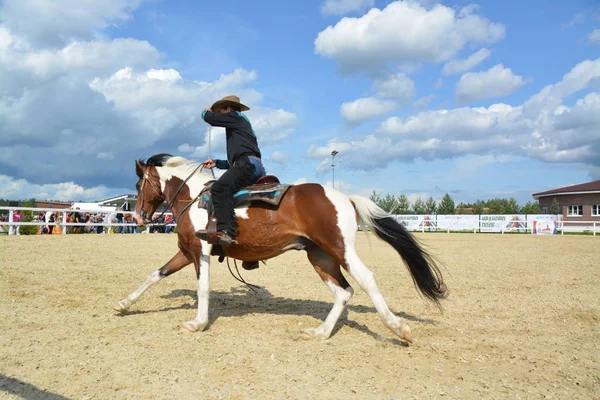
202,159,216,169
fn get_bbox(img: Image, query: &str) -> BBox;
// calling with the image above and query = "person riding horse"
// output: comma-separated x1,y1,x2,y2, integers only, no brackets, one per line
195,95,266,247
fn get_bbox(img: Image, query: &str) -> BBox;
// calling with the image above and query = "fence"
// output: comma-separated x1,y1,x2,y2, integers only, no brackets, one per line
391,214,598,236
1,207,598,236
0,206,175,235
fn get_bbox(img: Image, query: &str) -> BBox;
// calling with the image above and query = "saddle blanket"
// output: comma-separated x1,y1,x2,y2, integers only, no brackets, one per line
198,182,292,212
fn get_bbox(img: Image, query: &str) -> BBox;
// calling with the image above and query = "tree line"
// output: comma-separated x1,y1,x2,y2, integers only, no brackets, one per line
369,191,558,215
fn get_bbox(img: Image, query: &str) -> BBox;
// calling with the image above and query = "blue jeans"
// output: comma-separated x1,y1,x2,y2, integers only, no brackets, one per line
248,156,266,181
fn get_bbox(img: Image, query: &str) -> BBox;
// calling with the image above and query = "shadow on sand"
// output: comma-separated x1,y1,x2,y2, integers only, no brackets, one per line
117,285,438,343
0,375,71,400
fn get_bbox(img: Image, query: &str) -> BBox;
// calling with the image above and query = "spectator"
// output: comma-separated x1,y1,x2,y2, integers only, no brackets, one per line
47,212,55,234
116,208,124,234
10,210,22,235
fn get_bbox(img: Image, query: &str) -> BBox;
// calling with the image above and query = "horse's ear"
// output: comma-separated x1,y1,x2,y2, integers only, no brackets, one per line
135,160,144,178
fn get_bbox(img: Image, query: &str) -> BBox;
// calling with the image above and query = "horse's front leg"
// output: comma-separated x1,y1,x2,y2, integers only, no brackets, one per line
113,249,192,312
181,244,211,332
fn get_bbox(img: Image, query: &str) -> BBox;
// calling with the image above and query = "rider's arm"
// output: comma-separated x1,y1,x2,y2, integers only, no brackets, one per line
201,110,242,128
215,159,230,170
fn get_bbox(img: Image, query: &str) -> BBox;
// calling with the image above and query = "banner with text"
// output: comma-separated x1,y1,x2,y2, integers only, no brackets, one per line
437,215,480,231
526,214,557,230
394,215,437,232
480,214,527,233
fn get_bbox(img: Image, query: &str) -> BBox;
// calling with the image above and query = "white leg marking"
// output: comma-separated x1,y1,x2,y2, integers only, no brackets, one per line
114,270,163,312
322,186,410,341
303,280,353,339
182,251,211,332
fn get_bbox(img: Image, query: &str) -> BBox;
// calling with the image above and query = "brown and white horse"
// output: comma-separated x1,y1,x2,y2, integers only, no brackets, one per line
114,154,447,343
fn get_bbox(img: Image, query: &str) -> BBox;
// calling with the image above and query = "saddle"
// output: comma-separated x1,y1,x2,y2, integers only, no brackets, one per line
197,175,292,269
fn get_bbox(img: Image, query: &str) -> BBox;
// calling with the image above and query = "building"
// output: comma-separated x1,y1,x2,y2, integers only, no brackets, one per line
532,180,600,222
31,200,71,210
96,194,171,213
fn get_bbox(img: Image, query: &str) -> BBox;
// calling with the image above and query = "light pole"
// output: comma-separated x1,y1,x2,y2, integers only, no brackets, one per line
331,150,339,189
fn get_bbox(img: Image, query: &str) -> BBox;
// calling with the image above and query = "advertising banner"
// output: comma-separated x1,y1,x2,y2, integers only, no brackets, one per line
480,214,527,233
395,215,437,232
533,220,557,235
526,214,557,230
437,215,479,231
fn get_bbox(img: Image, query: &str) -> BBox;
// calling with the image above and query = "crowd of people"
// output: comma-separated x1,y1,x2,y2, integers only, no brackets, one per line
1,209,176,235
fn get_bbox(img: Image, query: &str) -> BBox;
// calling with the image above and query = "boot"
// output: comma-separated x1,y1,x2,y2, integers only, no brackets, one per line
195,230,238,247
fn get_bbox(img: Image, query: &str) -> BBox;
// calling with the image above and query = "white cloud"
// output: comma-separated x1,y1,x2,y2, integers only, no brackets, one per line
0,0,142,47
414,94,435,108
0,24,296,191
588,29,600,45
434,78,443,89
307,59,600,171
456,64,529,103
321,0,374,16
340,97,398,125
0,174,120,201
442,48,491,75
293,177,308,185
314,1,505,73
269,151,288,164
373,73,415,100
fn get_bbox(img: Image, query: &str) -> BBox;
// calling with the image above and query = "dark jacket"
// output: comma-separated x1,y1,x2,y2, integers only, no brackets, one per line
202,110,261,169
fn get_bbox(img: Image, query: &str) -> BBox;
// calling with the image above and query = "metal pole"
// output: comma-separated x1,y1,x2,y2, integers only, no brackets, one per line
331,150,338,189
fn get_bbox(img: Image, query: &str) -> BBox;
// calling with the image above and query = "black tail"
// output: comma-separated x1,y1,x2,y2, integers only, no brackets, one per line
371,216,447,305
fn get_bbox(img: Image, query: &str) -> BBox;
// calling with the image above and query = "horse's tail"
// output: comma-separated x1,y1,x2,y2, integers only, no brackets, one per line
348,195,448,306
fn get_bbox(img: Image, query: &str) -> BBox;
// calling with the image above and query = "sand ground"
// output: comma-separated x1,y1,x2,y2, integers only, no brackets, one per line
1,232,599,399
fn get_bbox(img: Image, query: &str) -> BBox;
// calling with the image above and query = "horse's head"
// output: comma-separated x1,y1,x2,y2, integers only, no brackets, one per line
134,153,172,225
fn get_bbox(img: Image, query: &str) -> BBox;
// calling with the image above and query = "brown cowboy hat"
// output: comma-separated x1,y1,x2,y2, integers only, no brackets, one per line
211,95,250,112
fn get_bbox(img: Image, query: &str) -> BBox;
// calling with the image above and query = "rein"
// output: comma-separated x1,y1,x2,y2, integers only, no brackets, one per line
141,163,205,225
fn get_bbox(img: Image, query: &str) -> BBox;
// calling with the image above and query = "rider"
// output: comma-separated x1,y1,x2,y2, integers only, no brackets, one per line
195,95,266,247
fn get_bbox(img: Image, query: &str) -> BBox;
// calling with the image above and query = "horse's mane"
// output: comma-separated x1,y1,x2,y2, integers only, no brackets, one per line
141,153,211,177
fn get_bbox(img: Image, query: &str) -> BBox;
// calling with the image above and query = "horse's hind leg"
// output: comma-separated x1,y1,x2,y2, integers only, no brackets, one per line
113,249,192,313
302,246,353,339
342,246,412,343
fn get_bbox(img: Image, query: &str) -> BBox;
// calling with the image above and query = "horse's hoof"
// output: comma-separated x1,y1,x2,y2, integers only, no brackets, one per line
180,321,198,333
180,320,207,333
113,301,129,313
400,324,412,344
301,328,328,340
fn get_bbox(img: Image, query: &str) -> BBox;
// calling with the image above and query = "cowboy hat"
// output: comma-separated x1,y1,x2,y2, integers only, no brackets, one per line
211,95,250,112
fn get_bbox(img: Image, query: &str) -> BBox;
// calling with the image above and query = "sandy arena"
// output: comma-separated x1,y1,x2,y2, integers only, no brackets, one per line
1,233,598,399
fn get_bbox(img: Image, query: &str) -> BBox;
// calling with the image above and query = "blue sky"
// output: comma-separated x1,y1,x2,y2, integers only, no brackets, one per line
1,0,599,206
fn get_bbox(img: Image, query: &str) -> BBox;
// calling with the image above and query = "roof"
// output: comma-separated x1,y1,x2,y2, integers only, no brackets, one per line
96,194,137,205
532,180,600,198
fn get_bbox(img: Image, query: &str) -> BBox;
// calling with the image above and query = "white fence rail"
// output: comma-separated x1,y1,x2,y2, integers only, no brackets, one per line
1,207,598,236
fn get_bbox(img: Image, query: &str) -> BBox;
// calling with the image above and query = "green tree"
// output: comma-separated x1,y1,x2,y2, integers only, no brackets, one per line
550,197,561,214
504,197,520,214
412,197,427,214
486,198,503,214
369,190,381,205
473,200,485,215
521,201,540,214
379,193,400,213
438,193,455,214
397,194,411,214
19,199,39,235
425,196,437,214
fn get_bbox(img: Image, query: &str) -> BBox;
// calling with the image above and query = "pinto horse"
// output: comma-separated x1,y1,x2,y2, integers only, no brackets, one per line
114,154,447,343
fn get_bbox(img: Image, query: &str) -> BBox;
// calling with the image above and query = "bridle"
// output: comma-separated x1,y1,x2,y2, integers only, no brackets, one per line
138,164,205,225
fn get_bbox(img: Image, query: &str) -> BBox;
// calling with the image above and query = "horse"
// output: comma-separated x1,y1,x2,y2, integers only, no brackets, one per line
114,153,447,343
